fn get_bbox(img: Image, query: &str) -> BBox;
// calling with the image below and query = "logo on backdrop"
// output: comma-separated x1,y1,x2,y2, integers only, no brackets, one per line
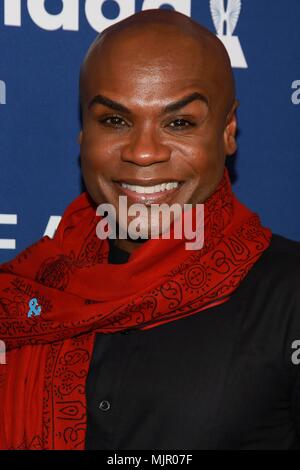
2,0,247,69
0,80,6,105
3,0,191,31
210,0,247,68
0,214,61,251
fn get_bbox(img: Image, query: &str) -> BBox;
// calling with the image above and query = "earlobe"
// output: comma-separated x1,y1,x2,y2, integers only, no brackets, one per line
224,127,237,156
226,133,237,156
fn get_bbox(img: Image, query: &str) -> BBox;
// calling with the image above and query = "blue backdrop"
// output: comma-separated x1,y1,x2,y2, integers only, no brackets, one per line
0,0,299,263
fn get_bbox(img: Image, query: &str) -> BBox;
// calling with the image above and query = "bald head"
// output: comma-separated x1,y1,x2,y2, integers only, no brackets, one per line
80,9,236,116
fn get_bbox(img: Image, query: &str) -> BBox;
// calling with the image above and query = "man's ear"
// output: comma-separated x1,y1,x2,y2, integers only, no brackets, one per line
223,99,239,156
78,130,83,145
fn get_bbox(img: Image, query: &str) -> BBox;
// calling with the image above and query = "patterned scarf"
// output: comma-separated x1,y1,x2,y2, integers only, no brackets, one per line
0,169,271,449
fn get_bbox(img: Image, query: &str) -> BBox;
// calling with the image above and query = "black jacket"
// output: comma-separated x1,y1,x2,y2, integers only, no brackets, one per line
85,234,300,450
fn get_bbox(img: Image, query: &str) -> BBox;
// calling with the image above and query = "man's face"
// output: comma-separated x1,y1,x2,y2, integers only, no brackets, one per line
80,30,237,238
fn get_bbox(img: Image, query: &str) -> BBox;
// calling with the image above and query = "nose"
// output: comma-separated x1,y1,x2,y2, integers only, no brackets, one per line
121,125,170,166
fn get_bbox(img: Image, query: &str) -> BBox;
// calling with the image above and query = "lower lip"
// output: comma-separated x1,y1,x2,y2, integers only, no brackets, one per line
114,182,182,204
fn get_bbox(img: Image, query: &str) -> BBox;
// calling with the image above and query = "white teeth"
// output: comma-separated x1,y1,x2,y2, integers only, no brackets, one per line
120,182,179,194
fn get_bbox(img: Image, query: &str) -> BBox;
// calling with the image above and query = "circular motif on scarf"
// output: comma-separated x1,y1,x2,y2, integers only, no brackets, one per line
35,255,74,290
184,264,207,289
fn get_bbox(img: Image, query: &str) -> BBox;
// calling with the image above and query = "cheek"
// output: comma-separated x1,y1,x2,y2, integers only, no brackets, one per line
80,130,118,172
171,131,226,201
173,138,222,177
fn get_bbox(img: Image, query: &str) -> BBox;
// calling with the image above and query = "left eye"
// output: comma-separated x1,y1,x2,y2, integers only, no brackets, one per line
168,119,194,130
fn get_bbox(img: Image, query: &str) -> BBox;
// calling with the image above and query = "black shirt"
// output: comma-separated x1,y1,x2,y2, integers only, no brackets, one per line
85,234,300,450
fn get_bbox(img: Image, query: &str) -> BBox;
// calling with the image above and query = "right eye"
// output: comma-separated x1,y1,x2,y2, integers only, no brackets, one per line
98,115,128,128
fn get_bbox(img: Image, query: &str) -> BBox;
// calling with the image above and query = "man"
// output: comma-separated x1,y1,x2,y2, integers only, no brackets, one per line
0,9,300,450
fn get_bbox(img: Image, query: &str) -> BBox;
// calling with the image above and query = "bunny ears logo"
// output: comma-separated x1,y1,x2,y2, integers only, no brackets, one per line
210,0,247,68
2,0,247,68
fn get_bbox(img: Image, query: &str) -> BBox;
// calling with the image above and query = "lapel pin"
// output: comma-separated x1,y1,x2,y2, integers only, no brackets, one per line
28,298,42,318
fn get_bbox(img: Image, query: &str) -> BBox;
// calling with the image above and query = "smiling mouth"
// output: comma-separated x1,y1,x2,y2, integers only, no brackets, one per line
113,180,183,204
121,181,180,193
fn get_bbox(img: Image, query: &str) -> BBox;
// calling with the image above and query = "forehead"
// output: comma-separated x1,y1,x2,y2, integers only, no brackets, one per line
82,30,218,104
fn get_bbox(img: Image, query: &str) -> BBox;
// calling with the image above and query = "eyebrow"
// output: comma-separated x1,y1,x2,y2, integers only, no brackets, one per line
88,92,209,114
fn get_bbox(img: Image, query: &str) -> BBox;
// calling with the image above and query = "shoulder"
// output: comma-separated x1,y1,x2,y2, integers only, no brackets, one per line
262,235,300,372
237,233,300,311
238,234,300,366
264,233,300,260
251,233,300,284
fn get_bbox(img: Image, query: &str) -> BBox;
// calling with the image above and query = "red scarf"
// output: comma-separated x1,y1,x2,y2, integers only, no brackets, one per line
0,170,271,449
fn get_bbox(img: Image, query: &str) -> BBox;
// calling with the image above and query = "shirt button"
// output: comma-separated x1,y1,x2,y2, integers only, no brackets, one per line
99,400,111,412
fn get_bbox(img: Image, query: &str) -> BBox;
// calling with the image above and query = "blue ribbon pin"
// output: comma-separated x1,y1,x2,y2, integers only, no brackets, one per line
27,298,41,318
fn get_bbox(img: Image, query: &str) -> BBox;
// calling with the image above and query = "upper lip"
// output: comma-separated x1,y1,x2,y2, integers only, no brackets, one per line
114,178,182,187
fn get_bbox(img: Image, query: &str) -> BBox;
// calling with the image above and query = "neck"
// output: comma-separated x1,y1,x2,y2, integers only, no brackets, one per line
114,237,148,254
